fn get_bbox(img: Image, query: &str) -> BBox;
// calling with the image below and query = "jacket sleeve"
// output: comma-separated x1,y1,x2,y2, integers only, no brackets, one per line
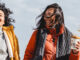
69,50,80,60
15,36,20,60
23,30,38,60
11,29,20,60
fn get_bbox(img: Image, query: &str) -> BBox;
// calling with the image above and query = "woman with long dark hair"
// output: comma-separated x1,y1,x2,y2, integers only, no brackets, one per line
24,3,80,60
0,3,20,60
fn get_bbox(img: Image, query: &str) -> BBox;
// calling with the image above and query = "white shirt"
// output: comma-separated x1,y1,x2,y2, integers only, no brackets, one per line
0,27,9,60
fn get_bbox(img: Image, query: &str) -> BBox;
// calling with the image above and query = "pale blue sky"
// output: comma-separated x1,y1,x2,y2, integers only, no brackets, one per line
1,0,80,60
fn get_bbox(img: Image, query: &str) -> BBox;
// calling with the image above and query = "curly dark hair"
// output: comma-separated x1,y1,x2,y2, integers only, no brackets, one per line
36,3,64,33
0,3,15,26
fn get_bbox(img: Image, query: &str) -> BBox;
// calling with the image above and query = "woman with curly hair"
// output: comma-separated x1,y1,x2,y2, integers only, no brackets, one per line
24,3,80,60
0,3,20,60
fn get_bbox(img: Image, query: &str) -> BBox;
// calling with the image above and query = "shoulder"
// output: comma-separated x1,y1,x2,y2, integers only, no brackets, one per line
31,30,38,36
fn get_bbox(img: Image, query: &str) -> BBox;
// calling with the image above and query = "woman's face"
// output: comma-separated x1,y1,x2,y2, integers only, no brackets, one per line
0,10,5,26
44,8,56,29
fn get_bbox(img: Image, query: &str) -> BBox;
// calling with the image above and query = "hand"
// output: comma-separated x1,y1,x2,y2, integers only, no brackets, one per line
72,41,80,54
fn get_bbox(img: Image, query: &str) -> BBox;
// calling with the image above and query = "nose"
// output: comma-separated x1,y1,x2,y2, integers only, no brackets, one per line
47,12,53,17
48,12,51,15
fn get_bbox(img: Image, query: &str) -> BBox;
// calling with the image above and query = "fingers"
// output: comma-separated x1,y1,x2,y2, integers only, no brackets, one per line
72,43,80,54
72,49,79,54
78,41,80,44
75,42,80,51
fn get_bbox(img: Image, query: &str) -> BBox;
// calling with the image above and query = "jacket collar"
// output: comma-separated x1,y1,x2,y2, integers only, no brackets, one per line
2,25,14,31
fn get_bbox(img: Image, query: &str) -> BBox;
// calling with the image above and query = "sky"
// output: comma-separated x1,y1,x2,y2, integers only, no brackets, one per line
0,0,80,60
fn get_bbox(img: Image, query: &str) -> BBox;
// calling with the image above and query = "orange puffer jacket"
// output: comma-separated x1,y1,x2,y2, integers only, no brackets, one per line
24,26,80,60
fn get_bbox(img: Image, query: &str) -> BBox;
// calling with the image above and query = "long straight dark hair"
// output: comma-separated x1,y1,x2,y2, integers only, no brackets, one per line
36,3,64,34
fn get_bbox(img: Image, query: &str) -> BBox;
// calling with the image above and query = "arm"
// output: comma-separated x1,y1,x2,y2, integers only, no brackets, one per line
15,36,20,60
69,36,80,60
23,30,38,60
12,30,20,60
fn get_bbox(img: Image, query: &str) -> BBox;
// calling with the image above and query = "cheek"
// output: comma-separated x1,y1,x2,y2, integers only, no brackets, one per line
44,17,49,22
0,17,5,24
0,20,5,23
44,17,46,20
0,16,5,20
3,16,5,21
52,16,55,20
3,20,5,24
